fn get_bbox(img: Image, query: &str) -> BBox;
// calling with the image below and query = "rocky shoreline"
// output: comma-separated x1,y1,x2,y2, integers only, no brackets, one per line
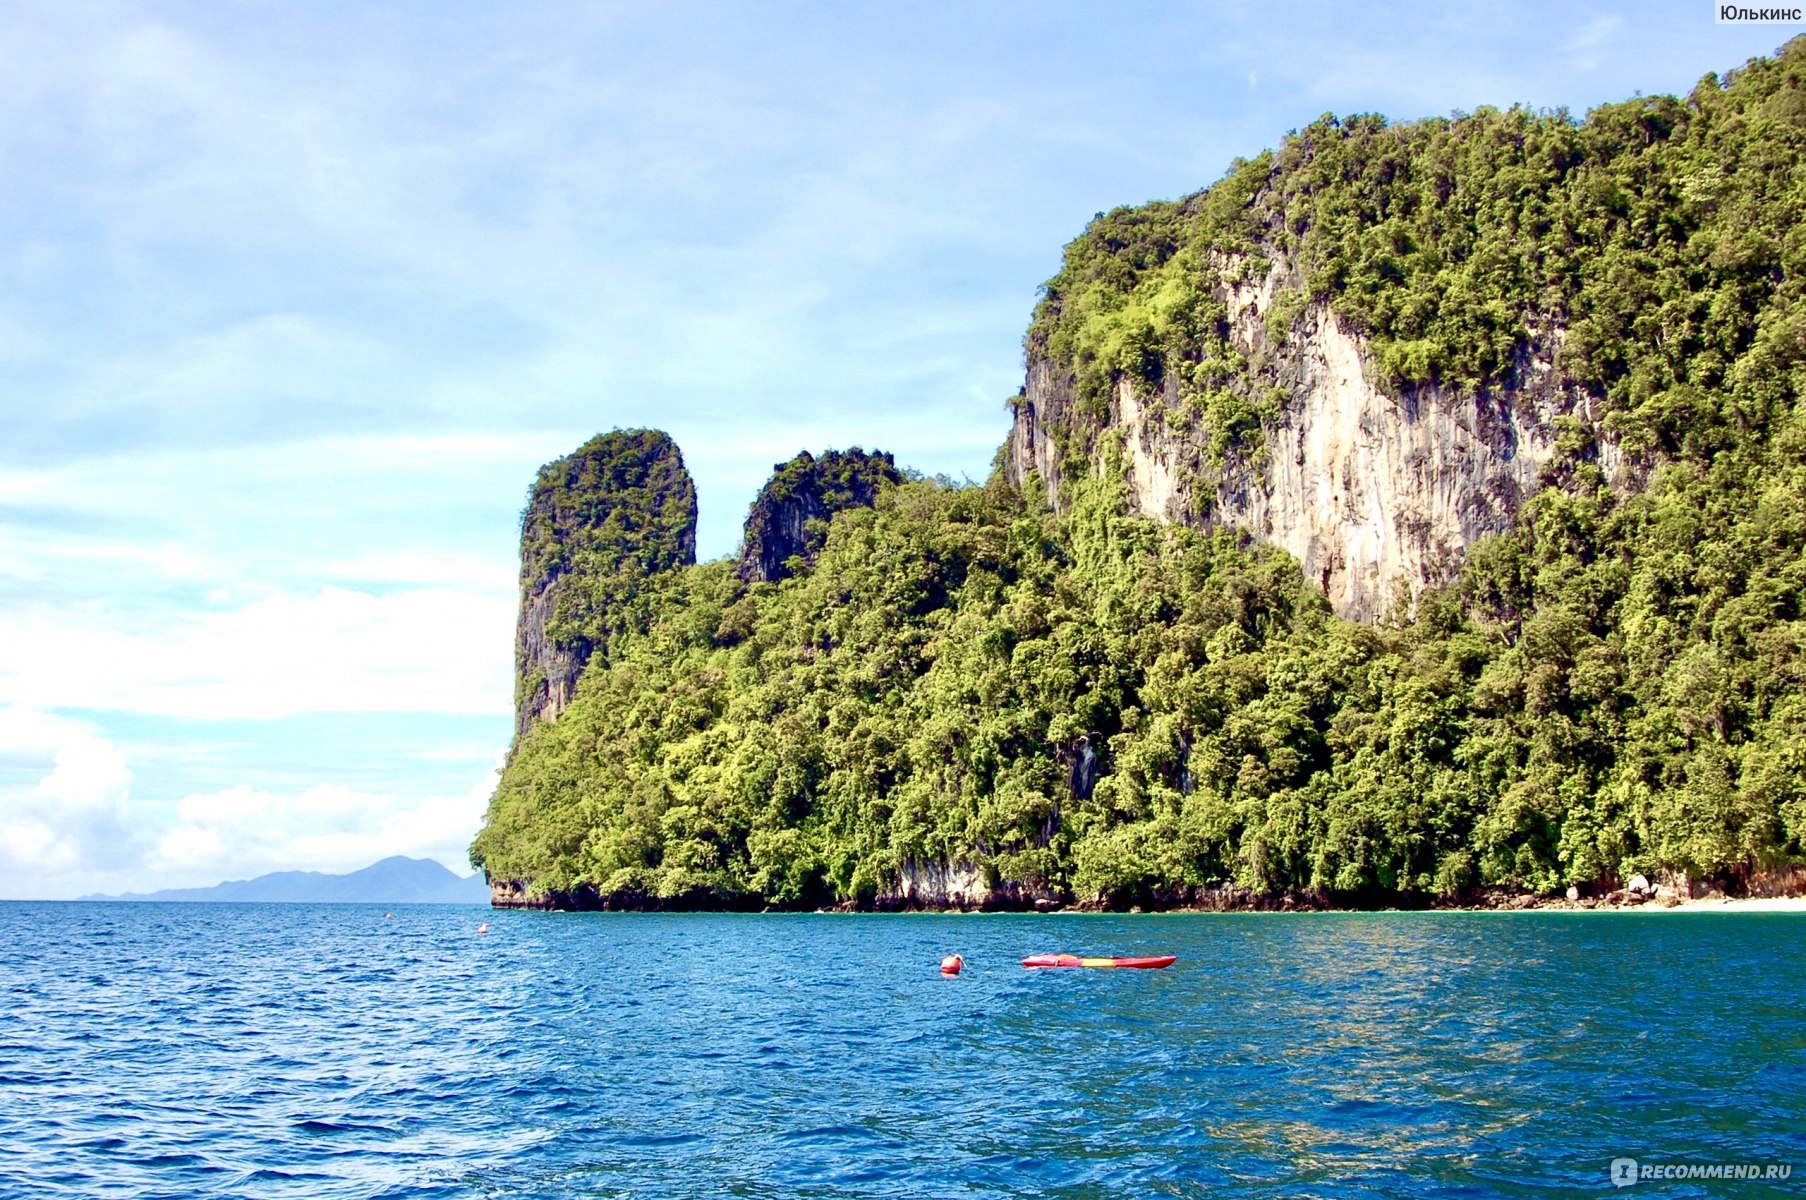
488,867,1806,914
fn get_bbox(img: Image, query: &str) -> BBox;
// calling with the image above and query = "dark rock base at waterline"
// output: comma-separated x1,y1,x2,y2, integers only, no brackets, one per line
489,870,1806,914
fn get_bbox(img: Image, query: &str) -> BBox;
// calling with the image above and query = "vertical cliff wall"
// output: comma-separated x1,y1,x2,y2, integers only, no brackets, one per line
1007,254,1632,621
515,429,697,740
738,448,902,584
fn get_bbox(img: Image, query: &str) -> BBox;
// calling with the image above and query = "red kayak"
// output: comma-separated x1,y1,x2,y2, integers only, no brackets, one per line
1021,953,1176,970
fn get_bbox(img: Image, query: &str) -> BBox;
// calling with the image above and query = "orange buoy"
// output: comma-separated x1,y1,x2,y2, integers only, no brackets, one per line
940,954,963,975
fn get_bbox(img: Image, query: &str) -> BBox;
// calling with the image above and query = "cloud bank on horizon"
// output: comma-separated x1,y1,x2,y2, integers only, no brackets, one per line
0,0,1787,897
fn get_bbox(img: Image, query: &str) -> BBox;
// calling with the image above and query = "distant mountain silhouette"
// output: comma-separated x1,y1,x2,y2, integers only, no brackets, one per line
84,856,490,904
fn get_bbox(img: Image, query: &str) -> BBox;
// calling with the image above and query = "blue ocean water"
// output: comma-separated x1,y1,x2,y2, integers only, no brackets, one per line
2,905,1802,1199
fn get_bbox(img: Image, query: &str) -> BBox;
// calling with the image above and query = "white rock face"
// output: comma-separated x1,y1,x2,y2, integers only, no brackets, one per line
885,860,993,908
881,860,1056,909
1008,257,1631,622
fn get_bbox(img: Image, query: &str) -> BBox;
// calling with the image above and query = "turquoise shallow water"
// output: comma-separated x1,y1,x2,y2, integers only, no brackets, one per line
2,904,1802,1198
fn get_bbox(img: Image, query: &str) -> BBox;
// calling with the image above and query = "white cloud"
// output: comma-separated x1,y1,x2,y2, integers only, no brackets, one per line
155,823,223,866
155,770,496,883
408,741,508,763
0,701,501,896
1564,15,1623,71
0,432,550,723
0,705,99,760
0,584,514,720
1566,14,1623,54
35,730,131,812
0,432,562,602
0,707,145,879
321,549,514,591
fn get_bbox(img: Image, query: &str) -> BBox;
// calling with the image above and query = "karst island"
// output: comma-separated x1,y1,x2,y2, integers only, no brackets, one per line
473,40,1806,913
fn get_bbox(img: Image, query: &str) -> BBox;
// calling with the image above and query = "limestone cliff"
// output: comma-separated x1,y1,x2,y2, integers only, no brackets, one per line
875,861,1058,911
514,429,697,740
1007,251,1637,622
737,448,902,584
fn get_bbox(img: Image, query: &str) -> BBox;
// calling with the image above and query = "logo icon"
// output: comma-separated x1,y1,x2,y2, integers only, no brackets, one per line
1611,1158,1640,1188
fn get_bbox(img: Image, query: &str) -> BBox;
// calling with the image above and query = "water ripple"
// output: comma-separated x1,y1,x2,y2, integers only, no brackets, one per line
2,905,1803,1197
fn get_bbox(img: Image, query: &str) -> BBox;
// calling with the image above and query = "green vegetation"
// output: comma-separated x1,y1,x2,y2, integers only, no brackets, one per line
521,430,698,590
738,448,902,583
474,450,1806,906
1031,37,1806,462
514,429,697,732
473,42,1806,907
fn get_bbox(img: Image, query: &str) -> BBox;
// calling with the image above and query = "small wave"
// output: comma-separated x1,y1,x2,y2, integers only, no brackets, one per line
293,1118,400,1137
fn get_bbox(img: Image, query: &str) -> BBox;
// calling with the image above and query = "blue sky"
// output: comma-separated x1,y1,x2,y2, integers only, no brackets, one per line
0,0,1791,898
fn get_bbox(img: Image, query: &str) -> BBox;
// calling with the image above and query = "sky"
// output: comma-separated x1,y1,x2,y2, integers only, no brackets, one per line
0,0,1793,899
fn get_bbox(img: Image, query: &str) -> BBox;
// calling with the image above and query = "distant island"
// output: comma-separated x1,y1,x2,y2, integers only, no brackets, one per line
84,856,490,904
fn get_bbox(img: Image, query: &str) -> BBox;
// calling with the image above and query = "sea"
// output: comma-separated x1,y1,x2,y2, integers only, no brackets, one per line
2,904,1802,1199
